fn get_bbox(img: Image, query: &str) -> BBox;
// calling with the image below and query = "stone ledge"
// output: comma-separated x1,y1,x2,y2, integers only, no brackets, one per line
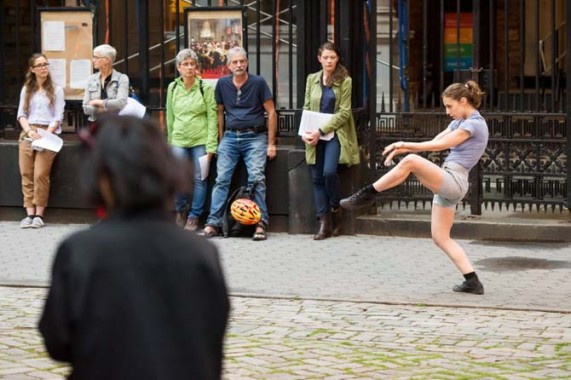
356,212,571,242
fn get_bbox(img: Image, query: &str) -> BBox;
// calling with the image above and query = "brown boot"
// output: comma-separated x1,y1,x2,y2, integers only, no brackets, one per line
313,214,331,240
331,207,343,237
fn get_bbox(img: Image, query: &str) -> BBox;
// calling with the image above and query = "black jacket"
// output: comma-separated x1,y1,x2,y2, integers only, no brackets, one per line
39,210,229,380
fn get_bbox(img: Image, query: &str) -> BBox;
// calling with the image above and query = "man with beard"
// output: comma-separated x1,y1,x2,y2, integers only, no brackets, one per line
202,47,276,241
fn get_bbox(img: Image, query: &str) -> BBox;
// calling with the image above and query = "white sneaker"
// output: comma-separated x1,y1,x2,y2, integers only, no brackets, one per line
20,216,33,229
31,216,44,228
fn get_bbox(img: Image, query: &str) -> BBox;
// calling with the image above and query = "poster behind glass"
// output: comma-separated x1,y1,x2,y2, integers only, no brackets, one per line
185,7,245,86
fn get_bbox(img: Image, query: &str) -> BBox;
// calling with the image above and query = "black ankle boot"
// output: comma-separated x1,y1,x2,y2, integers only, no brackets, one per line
453,276,484,295
340,185,377,210
331,208,343,237
313,214,331,240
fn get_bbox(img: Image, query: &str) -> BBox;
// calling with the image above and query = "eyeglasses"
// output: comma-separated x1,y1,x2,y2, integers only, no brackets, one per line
32,63,50,68
180,61,197,68
236,89,242,105
92,56,106,60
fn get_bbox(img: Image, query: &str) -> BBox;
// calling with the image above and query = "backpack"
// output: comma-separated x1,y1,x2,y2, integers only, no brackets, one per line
222,184,258,238
170,78,204,99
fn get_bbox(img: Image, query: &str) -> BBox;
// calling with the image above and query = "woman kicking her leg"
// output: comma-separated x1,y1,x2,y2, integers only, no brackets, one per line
340,80,488,295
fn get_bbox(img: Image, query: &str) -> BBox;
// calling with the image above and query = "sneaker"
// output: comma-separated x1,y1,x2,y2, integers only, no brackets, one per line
453,277,484,295
184,217,199,232
339,187,377,210
20,216,33,229
30,216,45,229
175,212,186,227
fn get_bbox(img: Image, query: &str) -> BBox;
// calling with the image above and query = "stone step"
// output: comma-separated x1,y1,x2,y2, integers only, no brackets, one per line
355,205,571,242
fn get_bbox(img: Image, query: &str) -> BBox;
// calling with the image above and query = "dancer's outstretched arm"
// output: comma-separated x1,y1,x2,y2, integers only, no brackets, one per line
382,128,471,166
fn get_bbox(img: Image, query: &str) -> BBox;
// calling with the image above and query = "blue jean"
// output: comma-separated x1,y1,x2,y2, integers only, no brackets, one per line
172,145,208,219
207,130,268,227
309,135,341,216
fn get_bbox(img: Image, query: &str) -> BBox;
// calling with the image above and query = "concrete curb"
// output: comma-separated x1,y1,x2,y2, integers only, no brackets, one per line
356,212,571,242
228,293,571,314
3,284,569,314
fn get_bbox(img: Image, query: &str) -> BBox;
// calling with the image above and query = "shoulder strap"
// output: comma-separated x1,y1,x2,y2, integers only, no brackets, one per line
170,80,179,97
170,79,204,105
248,182,257,198
169,80,179,106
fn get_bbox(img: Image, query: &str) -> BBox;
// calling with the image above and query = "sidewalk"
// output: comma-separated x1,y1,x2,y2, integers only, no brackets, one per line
1,221,570,312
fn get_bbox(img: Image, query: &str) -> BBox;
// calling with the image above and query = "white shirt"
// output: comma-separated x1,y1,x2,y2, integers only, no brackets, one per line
17,86,65,133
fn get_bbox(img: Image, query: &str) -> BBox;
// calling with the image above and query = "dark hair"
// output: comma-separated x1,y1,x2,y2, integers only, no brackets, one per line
23,53,56,114
317,42,348,86
442,80,484,108
81,115,192,212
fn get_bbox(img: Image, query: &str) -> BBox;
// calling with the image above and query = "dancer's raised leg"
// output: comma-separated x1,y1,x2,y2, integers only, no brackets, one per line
341,154,444,210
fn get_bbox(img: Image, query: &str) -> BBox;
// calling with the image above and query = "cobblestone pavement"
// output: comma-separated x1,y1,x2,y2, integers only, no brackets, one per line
1,221,571,378
1,287,570,379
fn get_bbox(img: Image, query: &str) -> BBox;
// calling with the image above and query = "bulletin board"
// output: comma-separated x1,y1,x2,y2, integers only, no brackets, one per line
38,8,94,100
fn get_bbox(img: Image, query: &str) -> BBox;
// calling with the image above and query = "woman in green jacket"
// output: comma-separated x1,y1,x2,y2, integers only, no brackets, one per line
166,48,218,231
301,42,360,240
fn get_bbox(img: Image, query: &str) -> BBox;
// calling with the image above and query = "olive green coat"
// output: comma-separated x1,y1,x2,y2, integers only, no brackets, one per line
303,71,360,166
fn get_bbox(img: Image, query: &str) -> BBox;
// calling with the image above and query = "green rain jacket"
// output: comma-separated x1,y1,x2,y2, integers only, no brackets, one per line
166,76,218,153
303,71,360,166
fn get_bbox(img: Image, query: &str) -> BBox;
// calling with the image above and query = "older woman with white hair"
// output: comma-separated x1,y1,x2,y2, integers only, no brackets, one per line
83,44,129,122
166,48,218,231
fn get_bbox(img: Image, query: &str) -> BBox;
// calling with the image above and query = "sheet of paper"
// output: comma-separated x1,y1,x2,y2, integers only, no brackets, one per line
32,129,64,153
48,58,66,88
298,110,335,141
42,21,65,51
198,154,210,181
118,97,147,119
70,59,92,89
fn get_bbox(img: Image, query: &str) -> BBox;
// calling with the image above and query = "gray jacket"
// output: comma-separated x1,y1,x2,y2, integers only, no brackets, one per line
82,69,129,121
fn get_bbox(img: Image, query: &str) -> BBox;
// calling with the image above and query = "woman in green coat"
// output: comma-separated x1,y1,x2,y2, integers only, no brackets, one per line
301,42,359,240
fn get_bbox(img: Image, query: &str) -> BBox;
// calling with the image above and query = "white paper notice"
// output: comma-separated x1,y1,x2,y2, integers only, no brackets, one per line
298,110,335,141
32,129,64,153
42,21,65,51
70,59,92,89
48,59,66,88
119,98,147,119
198,155,210,181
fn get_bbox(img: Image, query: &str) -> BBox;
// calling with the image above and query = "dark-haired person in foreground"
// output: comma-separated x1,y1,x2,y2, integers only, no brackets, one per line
341,81,489,295
39,115,229,379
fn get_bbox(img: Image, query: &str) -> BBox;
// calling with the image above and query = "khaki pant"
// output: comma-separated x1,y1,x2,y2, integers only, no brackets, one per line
18,125,58,208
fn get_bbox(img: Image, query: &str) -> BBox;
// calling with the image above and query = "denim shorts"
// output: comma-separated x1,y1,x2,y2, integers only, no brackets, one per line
433,162,469,208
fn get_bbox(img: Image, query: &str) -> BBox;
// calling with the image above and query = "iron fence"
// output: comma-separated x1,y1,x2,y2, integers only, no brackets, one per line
371,0,570,212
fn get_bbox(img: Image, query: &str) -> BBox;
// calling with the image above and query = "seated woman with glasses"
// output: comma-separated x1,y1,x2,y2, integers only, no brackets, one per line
83,44,129,123
17,53,65,229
